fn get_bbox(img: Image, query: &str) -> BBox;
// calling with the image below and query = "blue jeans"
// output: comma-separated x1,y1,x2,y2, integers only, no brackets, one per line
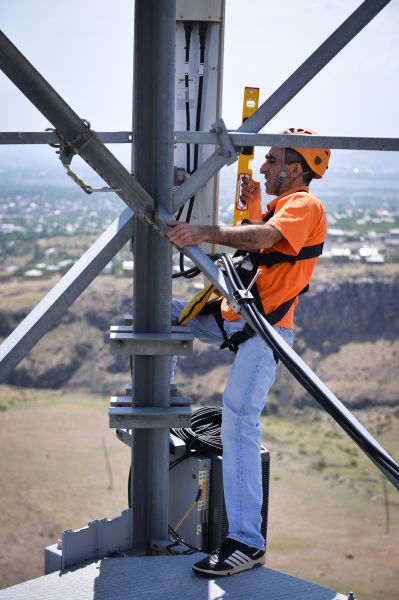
172,300,294,550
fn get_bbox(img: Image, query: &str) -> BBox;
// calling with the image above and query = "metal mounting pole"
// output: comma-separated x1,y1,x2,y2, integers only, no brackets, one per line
131,0,176,551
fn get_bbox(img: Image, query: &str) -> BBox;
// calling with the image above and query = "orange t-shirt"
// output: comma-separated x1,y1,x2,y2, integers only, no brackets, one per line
221,186,327,328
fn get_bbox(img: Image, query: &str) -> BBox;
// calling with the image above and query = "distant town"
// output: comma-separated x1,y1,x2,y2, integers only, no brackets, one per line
1,161,399,281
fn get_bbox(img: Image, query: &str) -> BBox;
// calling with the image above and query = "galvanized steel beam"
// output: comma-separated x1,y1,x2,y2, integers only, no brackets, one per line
130,0,176,551
173,0,391,212
174,131,399,152
0,208,134,382
2,130,399,152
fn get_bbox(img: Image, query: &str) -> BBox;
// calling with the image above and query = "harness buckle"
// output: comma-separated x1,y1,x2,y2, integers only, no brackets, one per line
240,255,255,272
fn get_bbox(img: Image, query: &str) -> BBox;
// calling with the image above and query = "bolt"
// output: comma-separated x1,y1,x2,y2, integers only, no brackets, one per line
182,342,188,349
115,341,123,349
116,416,122,422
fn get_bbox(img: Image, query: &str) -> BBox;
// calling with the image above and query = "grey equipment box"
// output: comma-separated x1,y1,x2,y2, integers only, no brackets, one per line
122,430,211,551
207,446,270,552
169,453,211,551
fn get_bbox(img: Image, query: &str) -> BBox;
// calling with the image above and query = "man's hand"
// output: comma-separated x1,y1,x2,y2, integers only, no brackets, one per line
166,220,207,248
240,176,262,222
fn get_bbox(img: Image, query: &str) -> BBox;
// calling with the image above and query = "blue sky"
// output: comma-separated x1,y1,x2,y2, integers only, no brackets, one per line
0,0,398,171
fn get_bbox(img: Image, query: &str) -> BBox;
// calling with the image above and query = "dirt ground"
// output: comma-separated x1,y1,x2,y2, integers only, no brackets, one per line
0,386,398,598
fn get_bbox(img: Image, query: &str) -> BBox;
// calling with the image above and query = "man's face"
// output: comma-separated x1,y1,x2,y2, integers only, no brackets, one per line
259,146,284,196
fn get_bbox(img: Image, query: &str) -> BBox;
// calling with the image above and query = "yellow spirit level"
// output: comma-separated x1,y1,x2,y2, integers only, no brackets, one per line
233,87,259,225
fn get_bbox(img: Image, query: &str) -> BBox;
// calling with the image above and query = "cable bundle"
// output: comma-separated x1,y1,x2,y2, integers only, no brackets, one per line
219,252,399,490
171,405,223,454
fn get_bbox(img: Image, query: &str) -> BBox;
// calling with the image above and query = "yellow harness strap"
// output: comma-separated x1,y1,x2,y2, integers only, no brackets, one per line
177,283,222,325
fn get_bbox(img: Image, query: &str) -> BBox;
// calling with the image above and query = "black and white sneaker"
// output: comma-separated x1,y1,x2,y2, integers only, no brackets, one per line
192,538,265,578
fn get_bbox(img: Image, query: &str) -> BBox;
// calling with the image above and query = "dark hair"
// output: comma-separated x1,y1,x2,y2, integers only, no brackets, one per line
285,148,314,185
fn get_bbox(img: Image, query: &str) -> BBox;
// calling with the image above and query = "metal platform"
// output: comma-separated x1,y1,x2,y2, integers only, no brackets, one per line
0,555,346,600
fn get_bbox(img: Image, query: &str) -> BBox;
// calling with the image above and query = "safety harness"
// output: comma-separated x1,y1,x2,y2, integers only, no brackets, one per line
178,196,324,354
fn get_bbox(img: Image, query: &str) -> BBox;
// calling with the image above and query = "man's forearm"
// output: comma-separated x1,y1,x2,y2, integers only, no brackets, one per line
166,219,283,250
199,223,282,250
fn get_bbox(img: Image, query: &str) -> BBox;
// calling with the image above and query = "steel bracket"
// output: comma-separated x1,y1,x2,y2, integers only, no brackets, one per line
109,405,192,429
110,396,191,408
124,382,179,397
210,118,238,165
110,327,194,356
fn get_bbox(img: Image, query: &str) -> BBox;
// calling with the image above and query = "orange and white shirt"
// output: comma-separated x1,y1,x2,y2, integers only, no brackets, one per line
221,186,327,329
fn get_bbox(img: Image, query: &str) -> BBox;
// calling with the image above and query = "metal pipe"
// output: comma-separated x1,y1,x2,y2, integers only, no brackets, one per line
131,0,176,551
173,0,391,212
0,208,134,382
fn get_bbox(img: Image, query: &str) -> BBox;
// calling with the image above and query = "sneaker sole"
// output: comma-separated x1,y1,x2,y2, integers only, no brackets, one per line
192,556,265,578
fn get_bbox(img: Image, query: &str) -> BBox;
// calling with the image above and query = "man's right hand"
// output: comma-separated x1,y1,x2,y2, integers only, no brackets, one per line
240,176,262,222
166,220,207,248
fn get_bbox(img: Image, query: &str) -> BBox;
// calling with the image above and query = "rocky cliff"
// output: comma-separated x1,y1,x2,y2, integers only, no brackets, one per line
1,264,398,412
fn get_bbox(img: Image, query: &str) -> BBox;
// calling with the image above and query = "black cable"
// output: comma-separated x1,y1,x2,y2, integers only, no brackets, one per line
172,406,223,454
193,23,207,170
220,253,399,489
250,301,399,482
183,22,193,176
175,22,193,270
172,262,201,279
224,251,399,482
169,453,190,472
175,23,208,278
184,23,208,229
168,525,200,553
172,253,221,280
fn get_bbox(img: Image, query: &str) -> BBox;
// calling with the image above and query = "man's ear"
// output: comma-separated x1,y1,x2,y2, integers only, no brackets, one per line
290,161,303,176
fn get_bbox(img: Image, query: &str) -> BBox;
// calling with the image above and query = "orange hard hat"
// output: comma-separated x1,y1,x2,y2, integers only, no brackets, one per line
278,127,331,178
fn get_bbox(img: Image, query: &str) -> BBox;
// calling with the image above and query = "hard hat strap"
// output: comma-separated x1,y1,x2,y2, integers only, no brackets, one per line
274,147,287,195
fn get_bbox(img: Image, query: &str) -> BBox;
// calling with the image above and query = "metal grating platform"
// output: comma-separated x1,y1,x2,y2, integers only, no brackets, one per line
0,555,346,600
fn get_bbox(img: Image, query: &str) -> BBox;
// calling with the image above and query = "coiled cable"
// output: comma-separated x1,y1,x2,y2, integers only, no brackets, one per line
171,405,223,454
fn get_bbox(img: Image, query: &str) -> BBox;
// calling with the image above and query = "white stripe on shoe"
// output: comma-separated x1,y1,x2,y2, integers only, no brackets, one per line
233,550,252,563
225,557,242,567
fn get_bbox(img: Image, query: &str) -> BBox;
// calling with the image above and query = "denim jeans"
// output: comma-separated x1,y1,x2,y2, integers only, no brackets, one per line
172,300,294,550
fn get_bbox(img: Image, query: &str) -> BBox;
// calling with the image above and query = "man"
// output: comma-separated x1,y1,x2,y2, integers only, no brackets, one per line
167,127,330,577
